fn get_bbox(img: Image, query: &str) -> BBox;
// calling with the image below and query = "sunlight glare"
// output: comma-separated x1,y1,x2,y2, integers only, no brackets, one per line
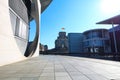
101,0,120,14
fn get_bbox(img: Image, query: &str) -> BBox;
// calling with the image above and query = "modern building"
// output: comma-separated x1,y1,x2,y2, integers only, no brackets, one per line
55,32,68,53
0,0,52,66
83,29,111,53
109,25,120,53
97,14,120,53
68,33,83,53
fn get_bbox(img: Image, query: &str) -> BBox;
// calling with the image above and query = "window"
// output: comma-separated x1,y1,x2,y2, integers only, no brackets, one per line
10,9,29,40
15,19,28,40
9,10,17,34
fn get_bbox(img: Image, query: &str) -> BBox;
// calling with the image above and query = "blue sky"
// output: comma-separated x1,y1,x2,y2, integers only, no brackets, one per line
30,0,120,49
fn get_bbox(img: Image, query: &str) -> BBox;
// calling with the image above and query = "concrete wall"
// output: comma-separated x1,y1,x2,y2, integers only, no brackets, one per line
0,0,41,66
9,0,29,55
0,0,26,66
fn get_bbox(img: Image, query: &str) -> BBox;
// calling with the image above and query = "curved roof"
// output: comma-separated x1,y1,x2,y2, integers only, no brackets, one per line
83,28,108,34
29,0,52,21
40,0,52,13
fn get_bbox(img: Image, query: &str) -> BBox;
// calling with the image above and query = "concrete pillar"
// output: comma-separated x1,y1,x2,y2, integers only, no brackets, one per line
112,22,118,53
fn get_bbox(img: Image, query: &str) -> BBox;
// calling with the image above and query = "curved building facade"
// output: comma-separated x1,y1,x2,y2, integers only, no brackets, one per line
0,0,52,66
83,29,111,53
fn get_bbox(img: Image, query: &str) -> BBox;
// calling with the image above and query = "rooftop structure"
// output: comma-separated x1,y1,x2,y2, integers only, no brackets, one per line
97,15,120,24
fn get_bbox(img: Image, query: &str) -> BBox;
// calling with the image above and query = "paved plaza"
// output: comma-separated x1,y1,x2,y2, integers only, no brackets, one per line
0,55,120,80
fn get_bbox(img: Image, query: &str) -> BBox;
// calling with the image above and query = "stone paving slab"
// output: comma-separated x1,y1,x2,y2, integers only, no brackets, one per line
0,55,120,80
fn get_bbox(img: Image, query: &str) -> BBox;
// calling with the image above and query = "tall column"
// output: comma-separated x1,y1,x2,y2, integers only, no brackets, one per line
112,22,118,53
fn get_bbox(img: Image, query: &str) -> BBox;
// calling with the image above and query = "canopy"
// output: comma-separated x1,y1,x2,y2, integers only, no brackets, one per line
96,15,120,24
41,0,52,13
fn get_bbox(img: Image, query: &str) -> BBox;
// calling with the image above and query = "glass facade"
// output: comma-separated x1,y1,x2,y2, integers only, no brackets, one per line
68,33,83,53
83,29,111,53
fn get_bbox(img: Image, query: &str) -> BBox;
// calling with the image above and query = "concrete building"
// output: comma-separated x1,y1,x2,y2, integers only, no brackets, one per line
68,33,83,53
55,32,68,53
39,43,48,52
97,14,120,53
0,0,52,66
83,29,111,53
39,43,45,52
